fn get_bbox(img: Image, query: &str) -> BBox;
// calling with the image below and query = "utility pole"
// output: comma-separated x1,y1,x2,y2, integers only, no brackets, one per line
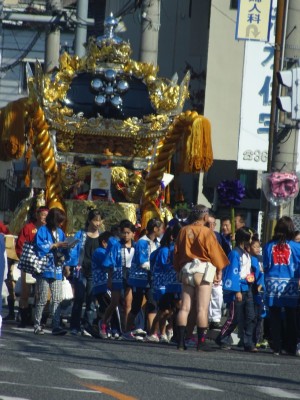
44,0,62,73
139,0,161,66
0,0,3,71
74,0,88,57
262,0,290,243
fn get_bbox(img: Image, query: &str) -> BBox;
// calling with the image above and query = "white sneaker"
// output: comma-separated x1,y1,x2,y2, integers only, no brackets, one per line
159,334,169,343
296,343,300,357
81,328,92,337
166,329,173,342
132,328,147,337
145,334,159,343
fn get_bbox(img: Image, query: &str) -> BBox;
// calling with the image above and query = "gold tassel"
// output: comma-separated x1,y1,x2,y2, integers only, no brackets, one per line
1,98,27,160
182,115,213,173
202,117,213,171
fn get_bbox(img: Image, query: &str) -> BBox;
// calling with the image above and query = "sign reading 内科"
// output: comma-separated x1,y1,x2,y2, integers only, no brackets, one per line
237,0,277,171
236,0,273,42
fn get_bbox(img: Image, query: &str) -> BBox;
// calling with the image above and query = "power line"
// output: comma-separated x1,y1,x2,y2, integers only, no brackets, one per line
0,30,41,73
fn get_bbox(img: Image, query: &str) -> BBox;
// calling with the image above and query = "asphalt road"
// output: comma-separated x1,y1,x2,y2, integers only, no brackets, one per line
0,322,300,400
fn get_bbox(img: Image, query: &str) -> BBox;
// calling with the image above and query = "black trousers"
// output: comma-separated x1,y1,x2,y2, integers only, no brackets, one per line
218,290,256,349
269,306,298,354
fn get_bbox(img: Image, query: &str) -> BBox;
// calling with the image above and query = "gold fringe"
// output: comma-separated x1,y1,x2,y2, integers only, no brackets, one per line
182,115,213,173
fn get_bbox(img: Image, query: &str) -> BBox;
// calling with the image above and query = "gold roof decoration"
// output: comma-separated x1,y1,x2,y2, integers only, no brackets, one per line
26,13,190,149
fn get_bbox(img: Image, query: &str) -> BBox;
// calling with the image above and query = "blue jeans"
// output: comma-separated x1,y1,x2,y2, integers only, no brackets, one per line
70,275,95,330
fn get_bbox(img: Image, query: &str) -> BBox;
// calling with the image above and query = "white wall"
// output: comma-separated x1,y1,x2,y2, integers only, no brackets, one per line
204,0,244,161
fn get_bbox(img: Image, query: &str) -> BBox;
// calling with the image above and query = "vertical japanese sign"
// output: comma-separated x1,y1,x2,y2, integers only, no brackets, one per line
236,0,273,42
237,0,277,171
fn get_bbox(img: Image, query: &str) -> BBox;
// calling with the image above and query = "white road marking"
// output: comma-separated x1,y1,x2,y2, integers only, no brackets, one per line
255,387,300,399
63,368,123,382
0,367,22,373
0,396,30,400
11,328,33,333
163,377,223,392
0,382,98,394
26,357,43,362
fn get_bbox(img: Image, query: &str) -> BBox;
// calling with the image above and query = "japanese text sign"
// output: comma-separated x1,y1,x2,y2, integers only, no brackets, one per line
236,0,273,42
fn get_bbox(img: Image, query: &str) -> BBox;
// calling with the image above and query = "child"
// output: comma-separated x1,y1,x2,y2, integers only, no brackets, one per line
99,220,136,338
146,221,182,343
249,236,268,349
215,227,264,352
91,231,111,325
125,218,164,340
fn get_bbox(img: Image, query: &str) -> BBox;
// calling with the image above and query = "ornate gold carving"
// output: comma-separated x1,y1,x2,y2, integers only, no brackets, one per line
27,29,190,155
111,167,145,203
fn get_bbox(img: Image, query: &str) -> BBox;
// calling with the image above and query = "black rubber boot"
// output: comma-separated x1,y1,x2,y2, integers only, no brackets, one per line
177,326,187,350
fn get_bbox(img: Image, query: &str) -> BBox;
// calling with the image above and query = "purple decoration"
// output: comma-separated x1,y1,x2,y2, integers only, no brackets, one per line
217,179,246,206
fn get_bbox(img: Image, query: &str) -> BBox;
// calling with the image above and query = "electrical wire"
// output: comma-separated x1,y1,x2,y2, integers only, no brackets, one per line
0,1,138,73
0,30,42,73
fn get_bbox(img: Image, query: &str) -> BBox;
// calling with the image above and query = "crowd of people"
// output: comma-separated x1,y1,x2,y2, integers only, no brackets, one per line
0,204,300,357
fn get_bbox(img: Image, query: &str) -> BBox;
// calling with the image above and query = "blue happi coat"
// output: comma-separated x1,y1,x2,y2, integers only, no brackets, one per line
150,244,181,300
34,226,70,280
92,246,108,294
263,240,300,307
223,247,264,302
68,230,87,267
128,235,159,288
102,239,135,290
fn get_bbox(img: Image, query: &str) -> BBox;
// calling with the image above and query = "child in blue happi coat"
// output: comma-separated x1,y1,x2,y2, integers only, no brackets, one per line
98,220,136,338
249,236,269,349
124,218,164,340
146,221,182,342
215,227,264,352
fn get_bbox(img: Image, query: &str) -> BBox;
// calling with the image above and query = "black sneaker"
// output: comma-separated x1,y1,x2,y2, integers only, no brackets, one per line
52,327,67,336
215,337,231,350
197,340,215,352
177,343,187,351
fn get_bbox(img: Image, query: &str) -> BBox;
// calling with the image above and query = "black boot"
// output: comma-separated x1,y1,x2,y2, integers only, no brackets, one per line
3,299,15,321
177,326,187,350
18,308,28,328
